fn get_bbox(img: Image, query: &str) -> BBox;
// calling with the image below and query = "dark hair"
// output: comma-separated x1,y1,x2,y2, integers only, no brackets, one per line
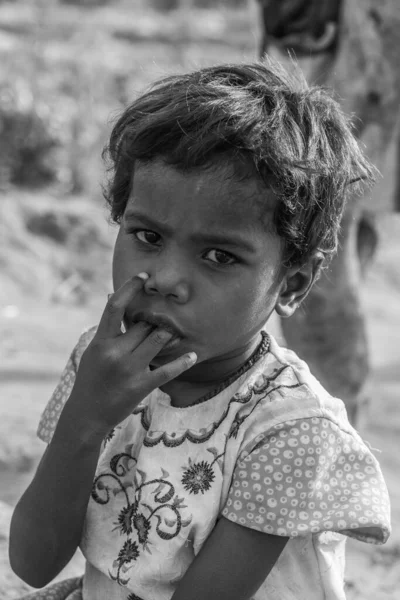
103,57,376,267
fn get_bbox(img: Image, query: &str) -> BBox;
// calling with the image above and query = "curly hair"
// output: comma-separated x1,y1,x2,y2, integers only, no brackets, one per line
102,57,376,267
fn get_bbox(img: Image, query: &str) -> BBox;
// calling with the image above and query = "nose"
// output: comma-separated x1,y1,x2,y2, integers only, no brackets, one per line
143,254,190,303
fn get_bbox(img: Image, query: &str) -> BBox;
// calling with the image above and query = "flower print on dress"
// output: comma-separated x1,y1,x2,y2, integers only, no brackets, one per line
134,386,261,448
92,449,192,587
103,427,117,445
228,365,303,439
134,468,192,544
182,460,215,495
181,447,225,495
117,504,138,535
133,512,151,545
109,538,140,586
113,503,153,556
117,538,140,563
92,444,137,505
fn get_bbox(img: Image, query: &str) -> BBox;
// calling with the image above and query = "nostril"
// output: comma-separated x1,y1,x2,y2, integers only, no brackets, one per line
367,91,381,106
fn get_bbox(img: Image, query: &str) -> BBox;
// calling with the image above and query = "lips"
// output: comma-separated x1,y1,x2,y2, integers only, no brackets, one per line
130,311,184,339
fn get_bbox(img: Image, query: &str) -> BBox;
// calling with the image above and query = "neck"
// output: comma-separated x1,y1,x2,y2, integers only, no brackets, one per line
159,332,264,408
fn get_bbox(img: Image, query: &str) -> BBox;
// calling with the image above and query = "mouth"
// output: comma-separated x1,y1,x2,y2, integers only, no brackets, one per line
129,311,184,346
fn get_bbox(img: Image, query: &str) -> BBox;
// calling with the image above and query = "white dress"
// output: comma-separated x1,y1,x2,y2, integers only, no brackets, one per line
37,326,391,600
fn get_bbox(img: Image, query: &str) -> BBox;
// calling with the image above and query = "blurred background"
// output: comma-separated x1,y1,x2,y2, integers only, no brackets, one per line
0,1,399,598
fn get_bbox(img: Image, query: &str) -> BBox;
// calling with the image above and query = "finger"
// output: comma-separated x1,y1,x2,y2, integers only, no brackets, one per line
96,273,149,338
114,320,154,354
130,327,176,364
146,352,198,390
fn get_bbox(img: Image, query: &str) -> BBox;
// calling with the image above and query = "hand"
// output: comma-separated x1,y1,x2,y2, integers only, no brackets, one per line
65,273,197,437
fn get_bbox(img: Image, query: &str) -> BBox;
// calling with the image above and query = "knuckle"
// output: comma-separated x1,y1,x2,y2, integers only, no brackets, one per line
157,366,173,383
106,298,121,314
105,344,121,363
181,356,193,371
91,339,118,363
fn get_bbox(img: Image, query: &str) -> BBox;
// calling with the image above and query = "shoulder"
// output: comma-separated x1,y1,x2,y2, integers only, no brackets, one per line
223,413,391,545
266,334,341,408
36,325,97,445
70,324,97,370
230,333,350,452
246,333,329,399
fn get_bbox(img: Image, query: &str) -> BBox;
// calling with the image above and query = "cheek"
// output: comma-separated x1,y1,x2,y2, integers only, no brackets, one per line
217,278,262,324
112,231,133,289
235,273,279,319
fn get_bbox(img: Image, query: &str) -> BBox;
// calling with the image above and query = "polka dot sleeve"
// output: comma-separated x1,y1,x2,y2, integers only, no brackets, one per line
222,417,391,544
36,326,97,444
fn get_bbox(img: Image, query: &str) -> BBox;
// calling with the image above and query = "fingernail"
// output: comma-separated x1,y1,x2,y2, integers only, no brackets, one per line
137,272,149,281
159,329,173,340
186,352,197,364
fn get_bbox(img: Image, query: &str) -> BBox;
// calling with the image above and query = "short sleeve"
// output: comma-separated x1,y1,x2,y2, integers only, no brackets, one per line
36,325,97,444
221,417,391,544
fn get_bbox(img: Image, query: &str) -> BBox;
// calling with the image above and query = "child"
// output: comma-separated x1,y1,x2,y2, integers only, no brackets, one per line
10,58,390,600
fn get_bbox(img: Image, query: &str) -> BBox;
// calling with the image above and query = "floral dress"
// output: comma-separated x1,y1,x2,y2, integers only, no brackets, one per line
34,326,391,600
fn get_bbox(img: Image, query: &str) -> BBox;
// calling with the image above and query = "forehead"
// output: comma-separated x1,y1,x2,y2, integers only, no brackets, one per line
127,159,277,238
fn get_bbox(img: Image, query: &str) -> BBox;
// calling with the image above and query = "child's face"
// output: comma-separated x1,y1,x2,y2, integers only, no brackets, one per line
112,159,289,370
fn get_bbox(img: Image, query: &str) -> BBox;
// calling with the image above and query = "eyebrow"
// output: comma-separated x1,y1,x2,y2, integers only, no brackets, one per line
124,210,257,253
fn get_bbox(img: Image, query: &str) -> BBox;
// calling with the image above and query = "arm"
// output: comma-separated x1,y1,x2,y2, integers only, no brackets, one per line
9,405,104,588
171,516,288,600
9,274,197,588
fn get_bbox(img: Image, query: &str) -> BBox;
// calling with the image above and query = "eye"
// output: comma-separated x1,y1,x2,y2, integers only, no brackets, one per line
133,230,161,245
204,249,237,266
127,228,238,267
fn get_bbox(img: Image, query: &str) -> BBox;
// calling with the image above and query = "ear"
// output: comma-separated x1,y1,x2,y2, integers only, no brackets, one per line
275,252,324,318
